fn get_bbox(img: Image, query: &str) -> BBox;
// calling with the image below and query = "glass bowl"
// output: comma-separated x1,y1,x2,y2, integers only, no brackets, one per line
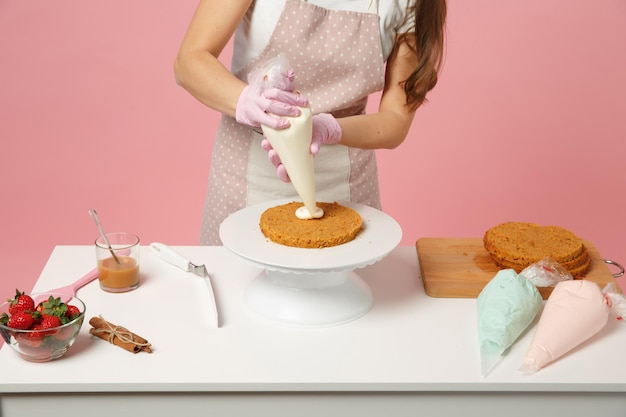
0,292,86,362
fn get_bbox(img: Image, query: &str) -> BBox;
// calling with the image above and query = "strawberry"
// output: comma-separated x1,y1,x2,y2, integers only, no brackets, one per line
41,315,62,328
15,325,44,347
6,311,34,330
7,289,35,315
40,315,62,327
65,305,81,320
30,309,43,325
39,316,62,336
37,295,70,324
29,324,45,339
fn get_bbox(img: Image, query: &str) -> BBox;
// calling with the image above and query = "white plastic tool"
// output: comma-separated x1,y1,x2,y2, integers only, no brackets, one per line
150,242,219,328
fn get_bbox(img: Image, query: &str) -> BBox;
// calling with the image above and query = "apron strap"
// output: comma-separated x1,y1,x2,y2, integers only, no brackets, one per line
367,0,379,14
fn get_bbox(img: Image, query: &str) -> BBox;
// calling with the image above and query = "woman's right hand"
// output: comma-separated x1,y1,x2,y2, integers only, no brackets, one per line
235,84,308,130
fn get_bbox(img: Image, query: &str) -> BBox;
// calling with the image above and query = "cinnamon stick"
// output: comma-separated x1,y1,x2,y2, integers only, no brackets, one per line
89,316,152,353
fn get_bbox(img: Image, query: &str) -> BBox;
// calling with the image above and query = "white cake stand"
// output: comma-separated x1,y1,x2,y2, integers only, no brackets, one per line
219,199,402,327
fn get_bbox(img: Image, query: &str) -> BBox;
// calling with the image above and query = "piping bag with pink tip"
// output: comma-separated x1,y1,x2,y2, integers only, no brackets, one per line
520,280,626,374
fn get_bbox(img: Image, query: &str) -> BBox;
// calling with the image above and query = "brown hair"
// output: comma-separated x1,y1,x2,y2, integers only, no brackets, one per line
397,0,447,110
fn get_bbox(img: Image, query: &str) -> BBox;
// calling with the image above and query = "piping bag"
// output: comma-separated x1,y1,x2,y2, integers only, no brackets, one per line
252,54,322,219
520,280,626,374
477,269,542,377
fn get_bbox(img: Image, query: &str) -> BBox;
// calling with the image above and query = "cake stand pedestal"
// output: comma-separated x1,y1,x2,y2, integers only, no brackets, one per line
219,199,402,328
244,269,373,327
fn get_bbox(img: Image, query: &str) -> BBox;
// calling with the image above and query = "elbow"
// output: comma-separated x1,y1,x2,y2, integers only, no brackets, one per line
173,54,186,87
386,137,405,150
378,112,413,149
382,132,408,150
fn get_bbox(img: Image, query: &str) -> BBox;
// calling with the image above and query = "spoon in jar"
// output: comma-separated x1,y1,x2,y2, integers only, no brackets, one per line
88,208,121,265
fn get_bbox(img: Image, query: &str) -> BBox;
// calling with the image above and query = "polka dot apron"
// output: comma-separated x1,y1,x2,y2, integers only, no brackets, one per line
200,0,385,245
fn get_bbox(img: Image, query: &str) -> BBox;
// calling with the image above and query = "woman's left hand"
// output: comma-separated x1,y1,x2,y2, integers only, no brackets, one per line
310,113,342,155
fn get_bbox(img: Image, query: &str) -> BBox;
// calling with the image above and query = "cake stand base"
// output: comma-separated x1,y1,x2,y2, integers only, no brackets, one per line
244,269,373,328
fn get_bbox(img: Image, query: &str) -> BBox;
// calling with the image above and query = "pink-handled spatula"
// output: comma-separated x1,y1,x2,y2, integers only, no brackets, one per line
34,267,99,305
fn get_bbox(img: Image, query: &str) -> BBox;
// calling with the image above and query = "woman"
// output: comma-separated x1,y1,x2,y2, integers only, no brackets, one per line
174,0,446,245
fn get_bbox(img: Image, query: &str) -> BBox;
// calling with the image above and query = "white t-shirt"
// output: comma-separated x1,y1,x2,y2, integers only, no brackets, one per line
231,0,414,74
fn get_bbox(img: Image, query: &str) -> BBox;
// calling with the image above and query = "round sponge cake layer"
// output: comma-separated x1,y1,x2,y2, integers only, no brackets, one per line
483,222,589,277
259,201,362,248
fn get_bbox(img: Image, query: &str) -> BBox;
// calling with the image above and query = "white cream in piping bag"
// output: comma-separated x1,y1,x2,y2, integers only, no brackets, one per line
262,106,324,219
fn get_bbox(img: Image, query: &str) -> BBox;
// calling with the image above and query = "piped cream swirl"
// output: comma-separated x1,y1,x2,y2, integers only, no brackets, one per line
295,205,324,220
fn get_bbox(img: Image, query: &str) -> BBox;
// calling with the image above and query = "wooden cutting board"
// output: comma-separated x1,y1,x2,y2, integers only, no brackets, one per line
416,238,621,299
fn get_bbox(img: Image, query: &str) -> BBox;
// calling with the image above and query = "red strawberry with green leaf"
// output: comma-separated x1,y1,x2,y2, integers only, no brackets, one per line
30,309,43,325
38,296,70,324
7,289,35,315
6,311,34,330
65,305,81,320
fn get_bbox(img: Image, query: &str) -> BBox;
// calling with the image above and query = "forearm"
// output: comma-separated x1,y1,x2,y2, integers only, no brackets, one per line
174,51,244,118
173,0,252,117
337,110,415,150
337,34,419,150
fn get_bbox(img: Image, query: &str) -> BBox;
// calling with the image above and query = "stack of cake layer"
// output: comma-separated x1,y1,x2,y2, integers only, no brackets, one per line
483,222,591,278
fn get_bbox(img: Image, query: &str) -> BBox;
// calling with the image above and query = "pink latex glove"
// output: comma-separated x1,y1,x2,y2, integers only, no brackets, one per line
260,113,342,182
309,113,342,156
235,70,308,129
261,139,290,182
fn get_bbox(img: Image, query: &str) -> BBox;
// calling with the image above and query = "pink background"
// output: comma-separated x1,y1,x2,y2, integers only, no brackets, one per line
1,0,625,303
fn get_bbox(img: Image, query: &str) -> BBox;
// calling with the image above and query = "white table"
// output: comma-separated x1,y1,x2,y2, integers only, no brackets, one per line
1,246,625,417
